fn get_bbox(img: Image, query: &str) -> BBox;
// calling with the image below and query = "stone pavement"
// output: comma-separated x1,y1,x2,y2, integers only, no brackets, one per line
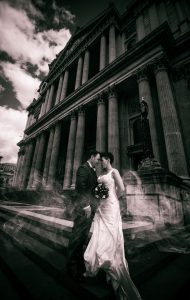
0,200,190,300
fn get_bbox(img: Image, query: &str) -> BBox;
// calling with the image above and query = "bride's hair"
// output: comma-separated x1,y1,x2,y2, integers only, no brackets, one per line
101,152,114,164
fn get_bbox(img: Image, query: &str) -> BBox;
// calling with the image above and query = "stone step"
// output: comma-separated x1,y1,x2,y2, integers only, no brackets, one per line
138,253,190,300
0,204,177,281
0,203,185,298
0,232,79,300
0,216,115,300
0,267,21,300
0,210,69,253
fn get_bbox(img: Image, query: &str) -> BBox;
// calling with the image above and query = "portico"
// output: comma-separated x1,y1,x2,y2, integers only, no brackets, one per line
14,2,190,191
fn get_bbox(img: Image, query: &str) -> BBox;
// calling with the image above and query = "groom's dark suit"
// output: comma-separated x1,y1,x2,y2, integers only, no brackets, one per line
66,161,98,279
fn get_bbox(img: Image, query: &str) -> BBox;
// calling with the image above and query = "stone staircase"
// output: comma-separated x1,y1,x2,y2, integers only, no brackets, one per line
0,201,190,300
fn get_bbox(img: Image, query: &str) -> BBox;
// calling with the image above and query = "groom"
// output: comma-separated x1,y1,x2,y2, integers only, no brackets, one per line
66,150,101,281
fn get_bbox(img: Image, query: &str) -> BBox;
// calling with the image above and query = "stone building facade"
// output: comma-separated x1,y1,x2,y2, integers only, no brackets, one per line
14,0,190,191
0,163,16,188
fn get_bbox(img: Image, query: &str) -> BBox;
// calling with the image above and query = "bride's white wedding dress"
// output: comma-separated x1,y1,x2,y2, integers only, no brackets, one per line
84,169,142,300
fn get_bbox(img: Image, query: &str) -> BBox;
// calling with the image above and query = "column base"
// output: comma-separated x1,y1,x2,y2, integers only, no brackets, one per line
70,184,76,190
181,177,190,186
43,185,54,191
63,186,72,191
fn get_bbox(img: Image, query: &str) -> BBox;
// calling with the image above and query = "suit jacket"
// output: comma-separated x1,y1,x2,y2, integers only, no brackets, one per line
74,162,97,213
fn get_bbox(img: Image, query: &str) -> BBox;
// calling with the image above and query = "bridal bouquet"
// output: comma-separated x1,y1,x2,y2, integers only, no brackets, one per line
93,183,109,200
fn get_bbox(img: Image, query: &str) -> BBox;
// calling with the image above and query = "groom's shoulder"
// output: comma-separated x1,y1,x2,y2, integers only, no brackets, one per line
77,162,90,173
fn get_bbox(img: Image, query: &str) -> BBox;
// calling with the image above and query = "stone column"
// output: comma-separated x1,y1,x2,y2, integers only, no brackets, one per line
32,132,47,188
27,114,33,127
39,101,45,118
121,32,125,54
149,3,159,31
108,86,120,169
159,1,167,23
55,74,64,105
63,113,77,189
136,14,145,41
173,67,190,174
42,126,55,187
60,69,69,100
17,152,26,189
45,84,55,113
14,152,23,187
20,141,34,189
42,89,50,116
154,60,188,177
175,1,189,33
71,108,85,187
31,114,35,125
137,68,161,162
109,25,116,63
75,56,83,89
46,122,62,189
27,136,40,188
82,50,90,84
100,34,106,70
96,95,107,151
25,114,30,129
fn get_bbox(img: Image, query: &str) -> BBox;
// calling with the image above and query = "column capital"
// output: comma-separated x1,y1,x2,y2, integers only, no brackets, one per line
77,106,85,115
108,16,118,29
48,123,55,131
69,111,77,119
97,93,106,105
107,84,118,98
50,120,61,130
152,56,169,74
39,129,46,135
93,92,105,104
18,147,25,156
135,66,150,82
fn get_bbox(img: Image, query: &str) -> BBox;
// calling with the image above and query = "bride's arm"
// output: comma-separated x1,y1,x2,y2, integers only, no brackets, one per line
112,169,125,197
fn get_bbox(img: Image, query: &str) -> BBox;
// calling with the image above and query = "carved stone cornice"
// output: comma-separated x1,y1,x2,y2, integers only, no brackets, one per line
43,13,120,90
24,22,174,139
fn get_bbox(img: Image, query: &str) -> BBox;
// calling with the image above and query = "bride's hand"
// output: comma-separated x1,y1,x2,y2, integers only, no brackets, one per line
83,206,91,218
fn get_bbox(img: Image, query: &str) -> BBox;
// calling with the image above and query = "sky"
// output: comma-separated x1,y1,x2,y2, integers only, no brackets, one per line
0,0,127,164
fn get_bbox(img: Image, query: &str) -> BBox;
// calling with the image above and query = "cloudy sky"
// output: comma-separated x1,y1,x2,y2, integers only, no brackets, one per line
0,0,126,164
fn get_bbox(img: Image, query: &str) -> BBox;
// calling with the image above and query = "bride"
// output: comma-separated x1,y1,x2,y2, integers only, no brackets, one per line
84,152,142,300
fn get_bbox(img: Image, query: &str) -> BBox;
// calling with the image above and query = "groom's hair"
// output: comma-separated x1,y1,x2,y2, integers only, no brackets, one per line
87,150,100,159
100,152,114,164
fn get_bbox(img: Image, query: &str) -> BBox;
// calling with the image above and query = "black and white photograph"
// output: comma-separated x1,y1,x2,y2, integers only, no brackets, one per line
0,0,190,299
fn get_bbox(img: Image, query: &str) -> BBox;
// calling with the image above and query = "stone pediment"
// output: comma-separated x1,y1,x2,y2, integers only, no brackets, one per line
49,3,120,73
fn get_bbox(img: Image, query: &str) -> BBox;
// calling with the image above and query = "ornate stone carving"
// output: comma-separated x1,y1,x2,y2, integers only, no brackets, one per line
152,56,169,74
135,66,150,82
107,84,117,97
97,93,105,104
78,106,85,115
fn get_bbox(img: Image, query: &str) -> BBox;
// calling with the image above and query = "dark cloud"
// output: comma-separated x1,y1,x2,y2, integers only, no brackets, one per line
4,0,77,33
20,62,39,78
0,75,20,110
0,51,15,64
